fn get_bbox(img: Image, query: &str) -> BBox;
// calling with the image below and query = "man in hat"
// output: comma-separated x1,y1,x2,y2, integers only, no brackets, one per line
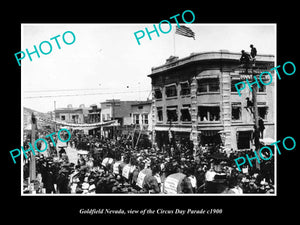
41,159,56,194
258,117,265,138
240,50,251,73
59,147,66,158
205,166,216,193
250,44,257,60
56,166,70,193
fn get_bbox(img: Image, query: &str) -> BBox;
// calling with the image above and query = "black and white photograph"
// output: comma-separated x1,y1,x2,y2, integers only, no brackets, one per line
3,3,299,221
20,23,276,196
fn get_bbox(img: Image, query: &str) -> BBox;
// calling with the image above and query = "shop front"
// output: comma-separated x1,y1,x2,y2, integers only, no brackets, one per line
154,126,193,151
198,129,222,146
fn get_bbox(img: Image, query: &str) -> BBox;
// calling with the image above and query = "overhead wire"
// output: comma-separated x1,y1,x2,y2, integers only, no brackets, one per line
24,89,151,99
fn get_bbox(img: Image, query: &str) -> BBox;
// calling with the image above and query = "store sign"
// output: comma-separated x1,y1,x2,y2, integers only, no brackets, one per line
240,74,271,81
240,74,253,80
235,61,296,96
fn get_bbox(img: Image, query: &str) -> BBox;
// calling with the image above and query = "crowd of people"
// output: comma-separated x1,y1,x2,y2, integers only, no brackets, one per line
23,129,274,195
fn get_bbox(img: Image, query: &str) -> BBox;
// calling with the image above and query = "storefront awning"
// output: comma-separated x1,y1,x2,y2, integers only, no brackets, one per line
260,137,275,145
196,70,220,79
200,130,221,136
37,116,119,128
155,126,191,132
198,103,220,107
166,106,178,110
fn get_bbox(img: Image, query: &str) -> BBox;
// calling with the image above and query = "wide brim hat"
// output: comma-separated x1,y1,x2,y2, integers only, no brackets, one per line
123,182,130,187
60,168,69,173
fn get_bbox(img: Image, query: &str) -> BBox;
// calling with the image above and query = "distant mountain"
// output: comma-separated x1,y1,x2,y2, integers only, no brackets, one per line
23,107,52,130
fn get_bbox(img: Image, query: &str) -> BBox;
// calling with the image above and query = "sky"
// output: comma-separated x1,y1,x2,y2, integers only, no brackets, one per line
21,23,276,113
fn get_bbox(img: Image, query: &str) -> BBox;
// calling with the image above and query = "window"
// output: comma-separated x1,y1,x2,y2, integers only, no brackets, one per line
167,106,178,122
133,114,139,124
61,115,65,121
154,88,162,99
244,83,266,93
157,107,163,122
237,131,251,149
138,105,143,109
142,114,148,124
107,114,111,120
180,104,191,122
258,85,266,92
258,106,268,119
72,115,77,123
231,79,244,92
232,103,242,120
180,82,190,96
198,106,220,122
165,85,177,97
198,78,219,93
102,114,105,121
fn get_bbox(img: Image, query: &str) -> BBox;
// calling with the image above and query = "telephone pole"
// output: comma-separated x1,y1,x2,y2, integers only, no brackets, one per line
111,98,115,140
239,51,260,170
29,113,37,181
252,66,260,170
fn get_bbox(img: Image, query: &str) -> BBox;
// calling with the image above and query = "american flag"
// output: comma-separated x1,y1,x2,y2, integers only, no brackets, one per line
175,25,195,39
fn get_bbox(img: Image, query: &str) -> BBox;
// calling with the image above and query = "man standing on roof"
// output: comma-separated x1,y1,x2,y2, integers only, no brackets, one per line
240,50,251,73
250,44,257,59
250,44,257,67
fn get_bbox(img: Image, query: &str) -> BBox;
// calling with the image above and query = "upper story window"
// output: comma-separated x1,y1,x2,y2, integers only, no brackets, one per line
198,106,220,122
167,106,178,122
231,78,266,93
133,114,140,124
258,105,268,119
142,114,149,124
154,88,162,99
180,81,190,96
231,79,243,92
258,85,266,93
180,104,191,122
165,84,177,98
157,107,163,122
232,103,242,121
198,78,219,93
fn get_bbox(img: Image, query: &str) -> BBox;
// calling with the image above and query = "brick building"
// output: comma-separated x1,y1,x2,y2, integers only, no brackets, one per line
54,104,89,124
100,99,140,138
131,100,153,136
148,51,275,153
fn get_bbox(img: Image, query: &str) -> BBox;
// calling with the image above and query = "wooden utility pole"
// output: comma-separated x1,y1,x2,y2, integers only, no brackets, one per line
111,99,115,140
29,113,37,181
239,54,260,170
252,67,260,170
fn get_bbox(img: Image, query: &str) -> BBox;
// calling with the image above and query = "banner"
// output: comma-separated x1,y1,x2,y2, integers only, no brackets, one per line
37,116,119,128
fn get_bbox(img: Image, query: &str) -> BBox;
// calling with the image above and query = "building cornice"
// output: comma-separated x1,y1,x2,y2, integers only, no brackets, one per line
148,50,274,77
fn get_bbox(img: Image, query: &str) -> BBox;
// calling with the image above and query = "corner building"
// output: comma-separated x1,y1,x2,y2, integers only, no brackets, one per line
148,51,275,153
